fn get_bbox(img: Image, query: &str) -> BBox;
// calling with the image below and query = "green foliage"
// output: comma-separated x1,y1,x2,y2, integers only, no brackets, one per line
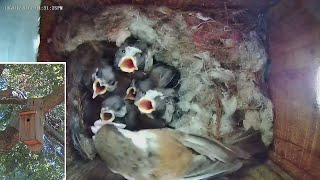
0,142,63,180
0,64,65,179
2,64,64,97
0,105,14,130
46,104,65,135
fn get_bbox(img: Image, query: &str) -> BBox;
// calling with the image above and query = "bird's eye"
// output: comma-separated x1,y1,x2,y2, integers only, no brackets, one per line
122,49,125,53
109,80,116,86
96,70,101,77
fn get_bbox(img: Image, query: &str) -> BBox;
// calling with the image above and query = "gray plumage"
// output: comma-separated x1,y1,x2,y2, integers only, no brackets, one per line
114,40,150,73
100,95,166,130
135,88,177,125
131,62,181,94
101,95,127,118
91,65,118,99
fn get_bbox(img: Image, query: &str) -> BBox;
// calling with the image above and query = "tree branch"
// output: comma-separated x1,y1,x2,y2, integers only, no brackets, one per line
44,123,64,146
0,87,13,97
43,85,65,112
0,64,5,75
0,84,64,109
0,97,27,105
46,134,64,162
0,84,65,152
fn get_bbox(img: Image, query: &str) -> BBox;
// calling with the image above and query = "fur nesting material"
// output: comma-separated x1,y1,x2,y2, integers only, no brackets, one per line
238,32,267,72
207,68,236,83
218,95,238,135
221,95,238,116
243,110,261,130
111,29,131,47
129,16,159,44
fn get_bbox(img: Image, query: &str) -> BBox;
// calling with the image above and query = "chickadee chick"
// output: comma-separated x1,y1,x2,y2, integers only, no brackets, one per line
91,121,265,179
100,95,141,130
114,39,153,73
100,95,167,130
99,95,127,121
134,89,177,125
92,66,118,99
69,41,119,99
124,61,181,101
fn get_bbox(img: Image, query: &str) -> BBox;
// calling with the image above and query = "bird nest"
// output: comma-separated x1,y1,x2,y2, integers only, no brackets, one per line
60,5,273,162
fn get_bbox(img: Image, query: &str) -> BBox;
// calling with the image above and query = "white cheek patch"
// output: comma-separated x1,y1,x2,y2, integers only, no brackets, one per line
115,106,127,117
125,46,142,56
117,129,158,152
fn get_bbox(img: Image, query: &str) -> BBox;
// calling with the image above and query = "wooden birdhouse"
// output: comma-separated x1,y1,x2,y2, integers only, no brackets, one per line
19,99,44,152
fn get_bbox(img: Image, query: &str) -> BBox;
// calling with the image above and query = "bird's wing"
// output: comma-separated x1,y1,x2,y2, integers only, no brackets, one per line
182,156,243,180
177,133,239,163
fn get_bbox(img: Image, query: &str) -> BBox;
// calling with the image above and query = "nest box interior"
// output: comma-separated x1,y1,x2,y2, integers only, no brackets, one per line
38,0,320,179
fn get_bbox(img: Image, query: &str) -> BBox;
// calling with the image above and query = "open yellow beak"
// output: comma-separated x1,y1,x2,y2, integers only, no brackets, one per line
125,87,137,101
135,97,156,114
92,79,108,99
100,110,115,122
118,56,138,73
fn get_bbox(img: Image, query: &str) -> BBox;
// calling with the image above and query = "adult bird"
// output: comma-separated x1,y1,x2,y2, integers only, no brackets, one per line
91,120,266,180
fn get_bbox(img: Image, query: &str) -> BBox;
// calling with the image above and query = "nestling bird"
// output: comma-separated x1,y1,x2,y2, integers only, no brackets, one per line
134,89,177,126
99,95,128,123
126,61,181,96
124,61,181,103
100,95,169,131
91,66,118,99
91,120,266,180
67,40,119,99
114,38,154,73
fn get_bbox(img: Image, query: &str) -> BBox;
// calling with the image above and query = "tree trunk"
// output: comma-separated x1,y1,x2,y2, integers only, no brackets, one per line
44,123,64,145
0,64,4,75
0,84,65,152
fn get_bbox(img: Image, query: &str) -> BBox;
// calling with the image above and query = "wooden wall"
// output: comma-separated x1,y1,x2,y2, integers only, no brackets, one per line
268,0,320,179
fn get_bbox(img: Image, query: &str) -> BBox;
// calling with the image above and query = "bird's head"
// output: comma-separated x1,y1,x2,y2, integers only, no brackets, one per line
100,107,116,122
115,46,143,73
92,67,117,99
101,96,127,119
134,90,164,114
